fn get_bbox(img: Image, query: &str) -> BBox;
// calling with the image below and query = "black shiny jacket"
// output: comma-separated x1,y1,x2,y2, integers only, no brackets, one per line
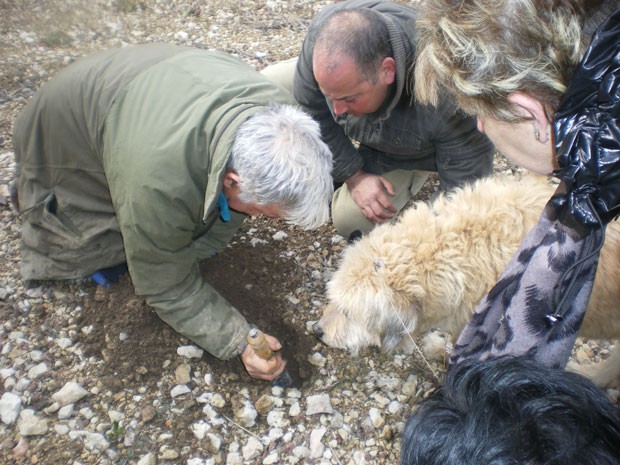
552,7,620,230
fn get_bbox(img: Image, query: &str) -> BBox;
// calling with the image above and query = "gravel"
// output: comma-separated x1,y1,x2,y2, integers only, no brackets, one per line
1,1,618,464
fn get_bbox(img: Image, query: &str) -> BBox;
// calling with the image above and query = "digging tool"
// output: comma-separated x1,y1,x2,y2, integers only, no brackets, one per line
246,328,294,387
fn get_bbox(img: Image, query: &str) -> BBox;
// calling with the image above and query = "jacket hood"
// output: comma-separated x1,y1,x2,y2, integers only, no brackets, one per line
375,11,411,120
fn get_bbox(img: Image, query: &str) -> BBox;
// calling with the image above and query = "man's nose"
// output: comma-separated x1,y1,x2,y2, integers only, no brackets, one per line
332,100,348,116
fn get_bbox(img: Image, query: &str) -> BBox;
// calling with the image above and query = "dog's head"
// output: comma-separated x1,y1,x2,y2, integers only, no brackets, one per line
313,235,426,354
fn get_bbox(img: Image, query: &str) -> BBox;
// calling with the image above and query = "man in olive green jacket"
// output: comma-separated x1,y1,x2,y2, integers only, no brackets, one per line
12,44,334,381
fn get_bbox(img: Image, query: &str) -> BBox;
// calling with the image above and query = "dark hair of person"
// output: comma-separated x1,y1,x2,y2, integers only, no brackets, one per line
314,8,393,81
401,356,620,465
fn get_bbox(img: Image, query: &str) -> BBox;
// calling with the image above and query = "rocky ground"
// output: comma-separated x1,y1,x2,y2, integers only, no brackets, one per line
0,1,618,465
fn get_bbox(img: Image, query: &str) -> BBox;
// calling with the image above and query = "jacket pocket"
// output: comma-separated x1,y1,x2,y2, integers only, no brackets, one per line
24,193,83,251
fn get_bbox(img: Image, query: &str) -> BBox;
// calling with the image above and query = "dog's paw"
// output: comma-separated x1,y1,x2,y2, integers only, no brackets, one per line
420,330,453,361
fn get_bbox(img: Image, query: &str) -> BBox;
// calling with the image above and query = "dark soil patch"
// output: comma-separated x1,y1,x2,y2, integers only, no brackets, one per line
77,222,320,392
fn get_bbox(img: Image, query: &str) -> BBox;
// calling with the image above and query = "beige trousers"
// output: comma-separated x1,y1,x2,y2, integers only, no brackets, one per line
332,169,431,238
260,58,298,93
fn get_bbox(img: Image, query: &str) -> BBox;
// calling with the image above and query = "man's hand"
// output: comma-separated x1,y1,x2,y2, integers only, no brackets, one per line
346,170,397,224
240,333,287,381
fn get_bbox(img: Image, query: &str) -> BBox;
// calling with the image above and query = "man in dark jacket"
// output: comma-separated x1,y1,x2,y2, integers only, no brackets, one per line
262,0,494,238
12,44,334,381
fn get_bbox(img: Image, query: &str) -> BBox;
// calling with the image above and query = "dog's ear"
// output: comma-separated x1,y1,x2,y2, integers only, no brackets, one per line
373,254,427,302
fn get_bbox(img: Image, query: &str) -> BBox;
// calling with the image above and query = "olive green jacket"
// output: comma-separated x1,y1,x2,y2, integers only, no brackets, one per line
14,44,295,359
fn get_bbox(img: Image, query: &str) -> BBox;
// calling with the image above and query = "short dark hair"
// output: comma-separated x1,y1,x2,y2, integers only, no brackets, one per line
313,8,392,80
401,356,620,465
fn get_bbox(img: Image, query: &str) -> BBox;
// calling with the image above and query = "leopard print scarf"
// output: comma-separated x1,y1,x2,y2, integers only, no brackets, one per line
450,200,604,368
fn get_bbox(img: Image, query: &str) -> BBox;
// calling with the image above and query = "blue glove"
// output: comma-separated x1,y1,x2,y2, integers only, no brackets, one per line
90,263,128,287
217,192,231,222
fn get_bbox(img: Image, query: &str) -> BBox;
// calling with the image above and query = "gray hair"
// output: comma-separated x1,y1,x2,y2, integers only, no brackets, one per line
313,8,392,81
414,0,589,122
229,103,334,230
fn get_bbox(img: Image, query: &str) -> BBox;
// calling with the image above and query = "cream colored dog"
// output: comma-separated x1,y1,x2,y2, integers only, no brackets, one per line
314,175,620,385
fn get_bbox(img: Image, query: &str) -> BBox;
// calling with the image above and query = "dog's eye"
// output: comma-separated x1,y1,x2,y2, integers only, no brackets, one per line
373,259,385,272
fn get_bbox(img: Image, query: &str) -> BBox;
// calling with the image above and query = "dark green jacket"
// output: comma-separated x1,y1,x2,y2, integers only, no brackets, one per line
14,44,295,359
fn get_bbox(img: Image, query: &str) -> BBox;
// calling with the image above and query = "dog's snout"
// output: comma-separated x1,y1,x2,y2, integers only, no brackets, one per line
312,321,324,338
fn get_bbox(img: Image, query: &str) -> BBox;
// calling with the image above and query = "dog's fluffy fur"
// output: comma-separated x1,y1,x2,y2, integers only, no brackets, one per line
314,175,620,385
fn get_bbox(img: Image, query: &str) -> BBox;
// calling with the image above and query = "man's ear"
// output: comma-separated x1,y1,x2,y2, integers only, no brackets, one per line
223,171,241,189
380,57,396,86
507,92,550,143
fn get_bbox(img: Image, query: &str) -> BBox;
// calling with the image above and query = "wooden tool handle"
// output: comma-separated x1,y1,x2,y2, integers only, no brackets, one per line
246,328,274,360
